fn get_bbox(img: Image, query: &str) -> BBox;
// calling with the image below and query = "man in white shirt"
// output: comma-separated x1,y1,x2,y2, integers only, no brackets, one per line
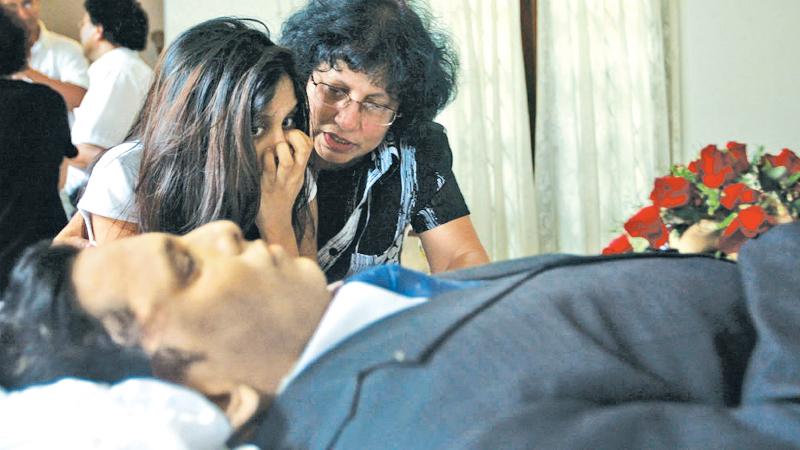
67,0,152,197
0,0,89,110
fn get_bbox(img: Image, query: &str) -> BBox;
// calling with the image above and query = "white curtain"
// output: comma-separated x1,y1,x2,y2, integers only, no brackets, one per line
428,0,540,261
534,0,678,254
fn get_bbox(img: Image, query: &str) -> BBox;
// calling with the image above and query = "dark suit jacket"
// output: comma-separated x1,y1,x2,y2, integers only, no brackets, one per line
246,222,800,449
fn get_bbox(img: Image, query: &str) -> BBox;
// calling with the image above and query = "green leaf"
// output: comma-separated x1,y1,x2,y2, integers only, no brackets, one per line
696,184,713,197
672,166,696,181
718,212,737,229
786,171,800,186
705,189,721,215
738,172,758,188
764,165,787,180
752,145,765,166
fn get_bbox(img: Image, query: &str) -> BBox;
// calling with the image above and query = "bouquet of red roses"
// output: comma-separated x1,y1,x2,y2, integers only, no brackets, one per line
604,142,800,258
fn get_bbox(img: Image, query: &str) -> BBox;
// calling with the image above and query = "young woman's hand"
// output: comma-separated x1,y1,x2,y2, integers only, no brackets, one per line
53,213,93,248
257,129,314,255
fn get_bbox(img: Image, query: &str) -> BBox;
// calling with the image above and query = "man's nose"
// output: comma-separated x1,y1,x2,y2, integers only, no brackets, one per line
334,101,361,131
187,220,244,255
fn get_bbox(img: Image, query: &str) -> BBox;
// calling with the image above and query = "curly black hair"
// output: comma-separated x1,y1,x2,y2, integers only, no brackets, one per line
0,242,152,390
280,0,459,140
84,0,149,51
0,8,28,76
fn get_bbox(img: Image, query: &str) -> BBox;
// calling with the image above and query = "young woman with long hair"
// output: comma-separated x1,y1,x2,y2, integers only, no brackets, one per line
57,17,316,256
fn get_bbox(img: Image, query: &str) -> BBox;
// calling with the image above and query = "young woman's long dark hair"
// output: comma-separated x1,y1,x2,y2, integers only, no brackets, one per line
131,18,310,240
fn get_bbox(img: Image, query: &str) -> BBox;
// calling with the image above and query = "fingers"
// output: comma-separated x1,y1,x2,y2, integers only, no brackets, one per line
262,142,278,181
261,130,313,196
274,141,295,182
54,236,94,249
285,129,313,167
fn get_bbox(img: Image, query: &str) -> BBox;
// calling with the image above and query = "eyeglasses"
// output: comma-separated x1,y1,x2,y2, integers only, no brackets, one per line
1,0,34,13
309,73,400,127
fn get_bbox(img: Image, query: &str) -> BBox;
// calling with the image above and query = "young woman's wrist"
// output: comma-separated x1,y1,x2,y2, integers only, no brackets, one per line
256,215,299,256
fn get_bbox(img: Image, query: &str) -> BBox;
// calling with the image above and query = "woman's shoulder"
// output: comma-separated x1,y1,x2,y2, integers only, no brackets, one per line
400,121,449,150
94,141,143,172
398,122,453,165
401,121,446,144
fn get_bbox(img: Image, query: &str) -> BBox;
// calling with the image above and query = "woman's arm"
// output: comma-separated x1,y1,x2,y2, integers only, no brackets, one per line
257,129,313,256
418,215,489,273
90,214,139,244
53,213,92,248
298,197,319,260
52,212,137,247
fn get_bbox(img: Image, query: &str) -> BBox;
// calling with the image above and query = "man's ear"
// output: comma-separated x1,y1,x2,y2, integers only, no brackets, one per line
225,384,261,429
93,23,105,42
99,309,142,347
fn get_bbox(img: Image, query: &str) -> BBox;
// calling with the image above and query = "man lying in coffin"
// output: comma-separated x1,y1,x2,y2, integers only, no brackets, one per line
1,220,799,449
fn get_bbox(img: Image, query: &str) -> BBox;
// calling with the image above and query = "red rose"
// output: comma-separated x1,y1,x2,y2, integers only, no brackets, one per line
720,183,759,210
718,224,748,255
765,148,800,174
602,234,632,255
650,176,692,208
718,205,772,254
725,141,750,174
688,160,698,173
695,145,736,188
737,205,772,237
624,205,668,248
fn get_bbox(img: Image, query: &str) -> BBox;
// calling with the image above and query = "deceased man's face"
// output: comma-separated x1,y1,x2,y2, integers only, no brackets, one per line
72,220,331,396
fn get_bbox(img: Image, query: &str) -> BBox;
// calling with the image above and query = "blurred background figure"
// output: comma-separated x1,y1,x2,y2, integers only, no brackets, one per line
65,0,153,211
0,0,89,112
0,8,77,292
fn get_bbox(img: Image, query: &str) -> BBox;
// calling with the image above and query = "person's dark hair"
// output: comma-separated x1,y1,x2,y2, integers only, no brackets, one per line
131,17,310,241
0,242,151,390
0,8,28,76
280,0,459,140
84,0,149,51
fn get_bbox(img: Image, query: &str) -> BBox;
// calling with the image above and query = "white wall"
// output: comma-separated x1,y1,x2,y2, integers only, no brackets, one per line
679,0,800,160
39,0,163,66
164,0,304,44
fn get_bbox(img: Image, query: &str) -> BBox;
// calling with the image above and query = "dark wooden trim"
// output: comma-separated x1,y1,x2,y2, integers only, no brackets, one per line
520,0,537,171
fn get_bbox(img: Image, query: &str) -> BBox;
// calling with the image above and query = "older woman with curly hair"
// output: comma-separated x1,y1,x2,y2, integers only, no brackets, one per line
281,0,489,282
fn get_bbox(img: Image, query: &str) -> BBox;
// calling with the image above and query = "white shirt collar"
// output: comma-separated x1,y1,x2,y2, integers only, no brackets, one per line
30,20,49,54
278,281,428,392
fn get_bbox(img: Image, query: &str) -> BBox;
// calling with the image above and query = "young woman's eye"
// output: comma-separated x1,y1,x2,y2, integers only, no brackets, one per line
282,116,296,130
252,126,265,137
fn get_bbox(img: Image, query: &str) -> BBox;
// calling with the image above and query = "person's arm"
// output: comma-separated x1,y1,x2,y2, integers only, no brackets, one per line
418,215,489,273
53,210,91,248
298,197,319,260
257,130,313,256
14,67,86,110
89,214,139,244
407,123,488,273
70,143,107,170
